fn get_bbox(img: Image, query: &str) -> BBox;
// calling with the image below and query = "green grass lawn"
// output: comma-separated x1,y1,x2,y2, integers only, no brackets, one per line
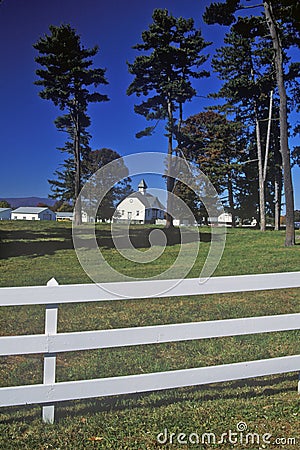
0,221,300,449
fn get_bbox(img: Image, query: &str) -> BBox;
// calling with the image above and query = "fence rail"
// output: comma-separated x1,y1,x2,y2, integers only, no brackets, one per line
0,272,300,423
1,271,300,306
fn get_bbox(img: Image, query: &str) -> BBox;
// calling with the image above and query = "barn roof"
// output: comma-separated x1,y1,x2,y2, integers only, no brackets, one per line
0,208,11,212
12,207,52,214
56,212,73,217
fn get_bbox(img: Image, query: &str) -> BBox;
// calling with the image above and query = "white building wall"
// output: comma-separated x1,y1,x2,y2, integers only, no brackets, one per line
12,213,40,220
0,209,12,220
115,198,146,223
12,210,56,221
218,213,232,223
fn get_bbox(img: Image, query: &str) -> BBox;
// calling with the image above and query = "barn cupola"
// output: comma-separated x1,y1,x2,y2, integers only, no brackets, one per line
138,179,147,195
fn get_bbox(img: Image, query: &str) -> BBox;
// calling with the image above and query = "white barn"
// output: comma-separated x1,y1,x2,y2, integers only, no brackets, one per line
12,207,56,221
0,208,12,220
113,180,165,224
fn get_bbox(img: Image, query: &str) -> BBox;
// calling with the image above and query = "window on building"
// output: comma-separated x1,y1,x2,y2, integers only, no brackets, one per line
32,217,35,220
136,210,139,216
122,210,125,216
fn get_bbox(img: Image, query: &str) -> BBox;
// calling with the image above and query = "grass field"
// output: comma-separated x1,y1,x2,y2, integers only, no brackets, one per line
0,221,300,449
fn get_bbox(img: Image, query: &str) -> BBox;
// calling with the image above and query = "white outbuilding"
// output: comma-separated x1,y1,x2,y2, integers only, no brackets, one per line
113,179,165,224
55,211,96,222
12,207,56,221
0,208,12,220
56,211,74,221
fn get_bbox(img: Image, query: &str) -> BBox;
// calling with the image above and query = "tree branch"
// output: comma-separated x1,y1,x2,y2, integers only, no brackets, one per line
238,4,263,10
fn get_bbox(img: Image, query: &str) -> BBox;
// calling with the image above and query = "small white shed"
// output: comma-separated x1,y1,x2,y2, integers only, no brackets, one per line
56,212,74,221
0,208,12,220
12,207,56,221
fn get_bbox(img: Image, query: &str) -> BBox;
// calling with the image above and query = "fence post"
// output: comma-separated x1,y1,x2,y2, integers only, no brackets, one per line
42,278,59,424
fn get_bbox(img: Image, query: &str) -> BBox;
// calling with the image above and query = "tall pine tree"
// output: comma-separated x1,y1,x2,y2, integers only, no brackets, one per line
34,24,109,224
210,18,278,231
204,0,299,244
127,9,210,227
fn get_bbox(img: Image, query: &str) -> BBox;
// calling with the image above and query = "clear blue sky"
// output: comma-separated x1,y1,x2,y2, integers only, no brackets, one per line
0,0,299,208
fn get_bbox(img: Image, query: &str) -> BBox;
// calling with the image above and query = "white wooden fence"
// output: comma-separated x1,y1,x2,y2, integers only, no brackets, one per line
0,272,300,424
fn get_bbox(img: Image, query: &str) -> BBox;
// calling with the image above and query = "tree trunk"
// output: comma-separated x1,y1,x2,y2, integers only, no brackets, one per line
274,146,283,231
228,171,236,228
274,172,282,231
254,104,266,231
73,112,82,226
165,97,174,228
263,89,273,183
263,1,295,245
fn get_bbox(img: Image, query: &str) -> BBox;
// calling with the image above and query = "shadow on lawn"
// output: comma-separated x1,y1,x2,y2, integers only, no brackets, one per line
0,373,297,424
0,227,74,259
0,227,212,259
54,372,297,421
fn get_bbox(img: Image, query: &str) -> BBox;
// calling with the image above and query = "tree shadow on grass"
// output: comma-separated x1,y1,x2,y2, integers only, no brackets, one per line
0,227,212,259
0,227,74,259
0,372,297,424
54,372,297,421
97,227,211,250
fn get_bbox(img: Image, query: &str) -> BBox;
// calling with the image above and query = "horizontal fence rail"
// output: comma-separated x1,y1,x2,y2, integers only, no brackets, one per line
1,271,300,306
1,313,300,356
0,272,300,423
1,355,300,408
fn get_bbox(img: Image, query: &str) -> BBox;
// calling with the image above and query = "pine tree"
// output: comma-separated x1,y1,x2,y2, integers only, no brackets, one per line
48,112,91,204
127,9,210,227
34,24,109,224
210,16,278,231
204,0,299,244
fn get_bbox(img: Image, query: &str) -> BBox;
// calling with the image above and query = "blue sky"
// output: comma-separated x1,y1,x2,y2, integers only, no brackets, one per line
0,0,299,209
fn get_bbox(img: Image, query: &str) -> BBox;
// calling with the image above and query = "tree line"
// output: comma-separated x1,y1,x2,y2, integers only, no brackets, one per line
33,1,299,245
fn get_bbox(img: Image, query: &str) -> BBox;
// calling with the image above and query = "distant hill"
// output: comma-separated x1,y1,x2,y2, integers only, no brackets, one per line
0,197,56,208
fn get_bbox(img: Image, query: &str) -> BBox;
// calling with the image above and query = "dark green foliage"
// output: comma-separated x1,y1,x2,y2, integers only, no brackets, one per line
180,111,245,191
34,24,109,224
48,113,92,201
48,156,76,202
292,146,300,167
0,200,11,208
127,9,210,131
204,0,299,244
203,0,239,26
204,0,300,42
208,13,282,228
82,148,133,221
127,9,210,227
211,18,275,111
34,24,108,112
52,200,73,212
177,110,246,224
